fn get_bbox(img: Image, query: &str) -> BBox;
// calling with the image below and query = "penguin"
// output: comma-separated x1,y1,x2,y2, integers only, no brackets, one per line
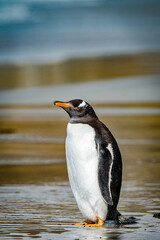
54,99,122,227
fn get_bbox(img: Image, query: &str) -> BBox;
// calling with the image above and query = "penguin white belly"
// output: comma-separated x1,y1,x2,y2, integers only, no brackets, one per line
66,123,108,222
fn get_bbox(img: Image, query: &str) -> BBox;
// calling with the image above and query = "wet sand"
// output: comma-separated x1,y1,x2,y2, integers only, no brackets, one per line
0,53,160,239
0,105,160,239
0,0,160,237
0,51,160,90
0,74,160,106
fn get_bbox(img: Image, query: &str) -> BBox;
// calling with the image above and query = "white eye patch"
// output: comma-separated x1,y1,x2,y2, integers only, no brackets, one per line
78,100,86,108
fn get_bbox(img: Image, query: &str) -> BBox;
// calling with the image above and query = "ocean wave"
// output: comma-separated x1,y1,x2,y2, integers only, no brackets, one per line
0,4,30,23
0,0,159,64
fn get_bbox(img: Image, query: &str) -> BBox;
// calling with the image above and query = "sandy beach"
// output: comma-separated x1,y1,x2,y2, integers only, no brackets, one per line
0,0,160,239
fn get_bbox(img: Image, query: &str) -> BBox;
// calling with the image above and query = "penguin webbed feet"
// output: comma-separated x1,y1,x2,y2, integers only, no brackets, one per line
75,218,104,227
74,222,87,226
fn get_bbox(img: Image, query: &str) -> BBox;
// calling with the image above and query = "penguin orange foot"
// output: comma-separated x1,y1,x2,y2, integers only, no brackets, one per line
75,219,94,226
75,218,104,227
85,218,104,227
74,222,86,226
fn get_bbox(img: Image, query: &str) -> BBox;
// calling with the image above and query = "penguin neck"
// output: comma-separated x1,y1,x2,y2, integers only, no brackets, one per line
69,115,99,124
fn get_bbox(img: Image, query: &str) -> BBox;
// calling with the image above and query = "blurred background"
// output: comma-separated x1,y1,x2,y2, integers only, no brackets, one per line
0,0,160,239
0,0,160,92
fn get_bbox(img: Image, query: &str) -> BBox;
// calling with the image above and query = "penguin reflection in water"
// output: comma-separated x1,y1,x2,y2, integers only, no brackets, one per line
54,99,122,227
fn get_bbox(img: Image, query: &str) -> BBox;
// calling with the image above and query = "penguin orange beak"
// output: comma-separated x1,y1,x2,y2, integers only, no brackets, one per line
54,101,71,108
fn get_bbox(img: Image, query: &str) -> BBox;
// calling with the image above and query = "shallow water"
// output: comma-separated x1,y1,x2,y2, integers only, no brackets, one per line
0,106,160,239
0,182,160,240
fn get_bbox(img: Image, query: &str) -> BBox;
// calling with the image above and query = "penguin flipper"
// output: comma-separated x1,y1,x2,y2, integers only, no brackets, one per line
97,143,113,206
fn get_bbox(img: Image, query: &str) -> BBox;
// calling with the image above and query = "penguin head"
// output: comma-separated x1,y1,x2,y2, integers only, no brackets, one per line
54,99,98,122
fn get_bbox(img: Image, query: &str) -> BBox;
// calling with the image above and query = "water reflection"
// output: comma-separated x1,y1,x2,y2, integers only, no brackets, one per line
0,180,159,239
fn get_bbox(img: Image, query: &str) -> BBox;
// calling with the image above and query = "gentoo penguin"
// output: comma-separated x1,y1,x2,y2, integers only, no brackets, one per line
54,99,122,227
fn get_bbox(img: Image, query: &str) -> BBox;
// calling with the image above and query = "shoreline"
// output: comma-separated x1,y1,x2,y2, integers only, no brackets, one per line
0,51,160,90
0,50,159,67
